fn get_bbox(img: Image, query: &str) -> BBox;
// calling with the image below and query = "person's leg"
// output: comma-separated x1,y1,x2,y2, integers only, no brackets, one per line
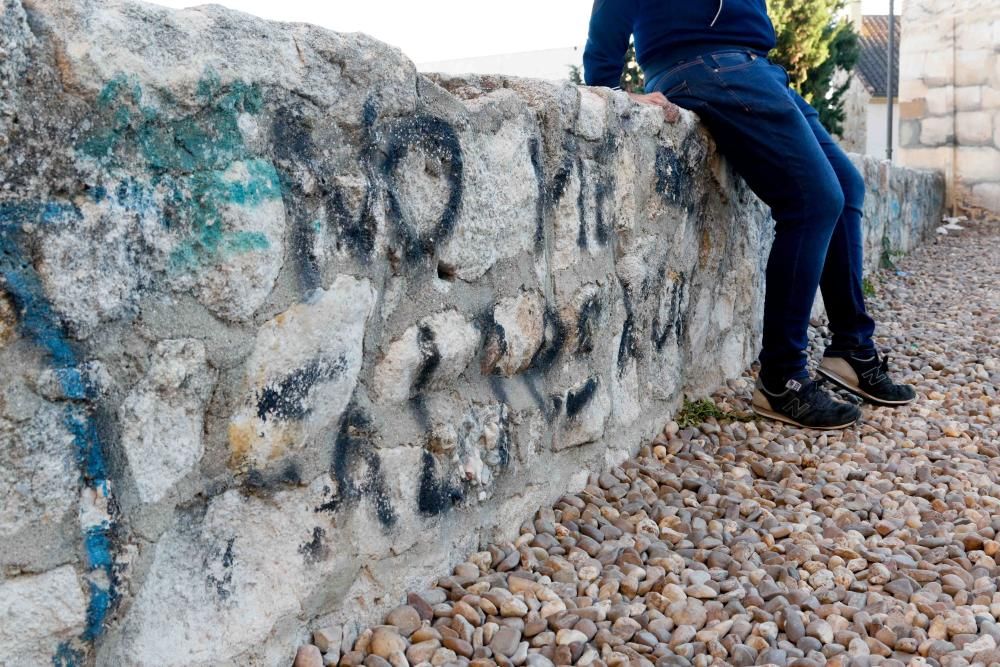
784,91,916,405
655,52,844,389
787,90,877,356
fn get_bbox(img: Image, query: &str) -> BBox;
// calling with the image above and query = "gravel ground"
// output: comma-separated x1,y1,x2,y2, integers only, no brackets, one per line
296,217,999,667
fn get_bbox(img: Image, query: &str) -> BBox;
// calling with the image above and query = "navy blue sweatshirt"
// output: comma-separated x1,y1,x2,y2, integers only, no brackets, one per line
583,0,777,89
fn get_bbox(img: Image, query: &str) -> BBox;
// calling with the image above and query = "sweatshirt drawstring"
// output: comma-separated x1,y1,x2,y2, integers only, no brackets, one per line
710,0,723,26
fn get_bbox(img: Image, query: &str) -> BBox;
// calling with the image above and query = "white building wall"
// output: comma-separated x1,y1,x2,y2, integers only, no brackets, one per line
866,99,901,158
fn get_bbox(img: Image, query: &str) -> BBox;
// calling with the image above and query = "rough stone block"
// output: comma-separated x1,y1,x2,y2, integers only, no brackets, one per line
957,147,1000,183
0,293,14,348
900,146,956,173
119,339,216,503
958,22,994,50
36,196,146,337
925,86,955,116
984,86,1000,111
374,309,480,401
555,376,611,450
164,160,288,322
0,398,78,561
922,51,954,86
955,86,982,112
898,52,926,84
956,50,992,87
102,485,353,666
898,99,927,121
551,156,585,271
971,183,1000,212
0,566,87,665
228,276,375,471
438,93,539,281
576,89,607,141
956,111,994,145
482,290,545,377
920,117,955,146
899,119,922,148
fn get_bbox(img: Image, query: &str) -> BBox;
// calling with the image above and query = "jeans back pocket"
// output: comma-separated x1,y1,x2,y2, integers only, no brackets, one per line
709,51,758,72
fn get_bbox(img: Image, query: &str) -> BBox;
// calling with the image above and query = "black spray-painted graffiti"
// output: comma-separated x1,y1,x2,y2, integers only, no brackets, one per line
652,271,689,351
321,98,465,268
317,405,397,528
244,98,687,526
205,537,237,600
565,377,599,419
381,114,464,263
417,450,465,517
255,356,347,423
272,105,323,294
273,96,465,294
655,134,704,214
576,294,603,355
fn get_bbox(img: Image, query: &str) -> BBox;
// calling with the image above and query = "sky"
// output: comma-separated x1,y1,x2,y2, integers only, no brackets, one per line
149,0,902,64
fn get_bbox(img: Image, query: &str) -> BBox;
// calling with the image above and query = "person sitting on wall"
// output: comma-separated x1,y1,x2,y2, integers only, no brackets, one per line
583,0,916,430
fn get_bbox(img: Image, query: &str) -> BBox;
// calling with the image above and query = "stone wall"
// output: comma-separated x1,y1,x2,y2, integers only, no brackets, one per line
0,1,944,665
898,0,1000,213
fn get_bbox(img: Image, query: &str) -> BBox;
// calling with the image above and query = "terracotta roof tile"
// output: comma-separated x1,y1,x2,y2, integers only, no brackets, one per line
856,15,900,98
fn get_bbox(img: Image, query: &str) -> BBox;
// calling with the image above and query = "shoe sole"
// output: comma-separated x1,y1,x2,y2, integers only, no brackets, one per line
750,403,860,430
817,366,917,406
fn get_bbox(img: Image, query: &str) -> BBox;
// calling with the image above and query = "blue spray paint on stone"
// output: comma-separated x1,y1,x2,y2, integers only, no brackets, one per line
0,202,116,655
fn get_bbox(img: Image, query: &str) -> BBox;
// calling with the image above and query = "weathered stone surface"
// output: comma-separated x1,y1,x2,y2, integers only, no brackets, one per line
99,484,353,666
374,309,479,401
227,276,375,471
0,1,947,666
482,290,545,377
119,339,216,503
438,93,540,281
0,566,87,665
0,395,78,568
555,376,612,450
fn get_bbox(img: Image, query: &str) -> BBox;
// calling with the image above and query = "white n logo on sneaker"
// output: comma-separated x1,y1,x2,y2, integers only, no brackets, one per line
782,398,811,418
861,365,888,385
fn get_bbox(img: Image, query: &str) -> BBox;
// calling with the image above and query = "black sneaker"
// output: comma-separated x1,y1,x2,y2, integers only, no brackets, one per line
817,349,917,406
752,377,862,430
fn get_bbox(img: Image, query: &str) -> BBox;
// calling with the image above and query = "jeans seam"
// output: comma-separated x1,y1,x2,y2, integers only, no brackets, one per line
707,66,754,113
662,59,704,78
712,53,758,73
664,80,689,97
650,59,705,91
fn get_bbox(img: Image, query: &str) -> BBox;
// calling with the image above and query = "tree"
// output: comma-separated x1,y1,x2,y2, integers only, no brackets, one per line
571,2,858,134
619,41,645,93
768,0,859,135
567,41,645,92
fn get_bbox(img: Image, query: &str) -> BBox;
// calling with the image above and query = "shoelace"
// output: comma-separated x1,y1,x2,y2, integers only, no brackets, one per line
870,354,892,385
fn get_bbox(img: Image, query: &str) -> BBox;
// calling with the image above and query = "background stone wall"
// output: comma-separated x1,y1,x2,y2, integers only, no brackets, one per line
898,0,1000,213
0,1,944,665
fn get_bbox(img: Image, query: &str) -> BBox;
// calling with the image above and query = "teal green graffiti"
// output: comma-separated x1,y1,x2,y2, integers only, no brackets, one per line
77,70,278,271
166,158,280,271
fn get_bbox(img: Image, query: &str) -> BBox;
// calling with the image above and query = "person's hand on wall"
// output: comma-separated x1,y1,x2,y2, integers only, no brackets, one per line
628,91,670,107
627,91,679,122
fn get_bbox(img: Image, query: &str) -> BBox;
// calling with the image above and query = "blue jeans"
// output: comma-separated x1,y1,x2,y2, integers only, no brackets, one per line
647,48,876,385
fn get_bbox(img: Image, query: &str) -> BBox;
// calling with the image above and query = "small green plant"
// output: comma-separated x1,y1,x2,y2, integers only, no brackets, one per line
862,276,876,297
879,235,901,271
675,397,753,428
